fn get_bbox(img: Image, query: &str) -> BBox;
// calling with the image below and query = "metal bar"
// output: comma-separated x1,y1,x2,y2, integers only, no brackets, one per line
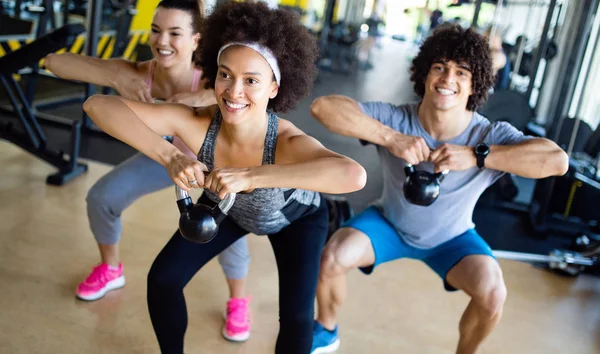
6,74,46,144
0,104,103,134
494,250,557,262
563,1,600,156
510,1,537,89
67,119,82,171
23,0,54,107
24,71,39,107
505,0,554,5
574,172,600,190
33,94,84,111
534,2,566,106
63,0,70,27
494,250,595,266
534,0,600,230
471,0,483,28
567,0,600,119
549,0,597,142
83,0,103,129
45,0,56,31
319,0,337,54
526,0,558,100
0,34,35,42
566,117,582,156
35,0,49,37
561,254,595,266
489,0,504,44
0,74,40,149
112,1,136,58
15,0,22,19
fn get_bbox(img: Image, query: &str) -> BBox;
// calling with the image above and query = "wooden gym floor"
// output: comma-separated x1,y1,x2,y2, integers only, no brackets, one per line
1,141,600,354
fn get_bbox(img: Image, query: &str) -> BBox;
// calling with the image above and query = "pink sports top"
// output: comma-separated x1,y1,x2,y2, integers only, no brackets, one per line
146,60,202,158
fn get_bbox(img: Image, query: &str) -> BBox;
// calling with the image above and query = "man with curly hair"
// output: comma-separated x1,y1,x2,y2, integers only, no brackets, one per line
83,2,367,353
310,23,568,354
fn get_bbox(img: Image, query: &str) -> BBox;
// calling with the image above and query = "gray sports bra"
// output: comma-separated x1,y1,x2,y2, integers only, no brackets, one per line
199,110,321,235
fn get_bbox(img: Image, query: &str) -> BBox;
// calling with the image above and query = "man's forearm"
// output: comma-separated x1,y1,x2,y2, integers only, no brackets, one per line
310,95,396,146
485,139,569,178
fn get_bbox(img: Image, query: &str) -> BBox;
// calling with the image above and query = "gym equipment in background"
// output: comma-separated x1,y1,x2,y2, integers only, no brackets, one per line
494,247,599,276
0,23,88,185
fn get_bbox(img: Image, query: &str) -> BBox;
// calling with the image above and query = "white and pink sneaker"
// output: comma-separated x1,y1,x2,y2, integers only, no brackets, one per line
76,263,125,301
222,296,252,342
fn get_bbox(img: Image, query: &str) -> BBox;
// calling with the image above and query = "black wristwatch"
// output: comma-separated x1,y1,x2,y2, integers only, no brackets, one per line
474,143,490,169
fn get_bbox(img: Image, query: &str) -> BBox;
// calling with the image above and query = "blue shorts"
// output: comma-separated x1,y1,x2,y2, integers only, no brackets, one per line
342,206,495,291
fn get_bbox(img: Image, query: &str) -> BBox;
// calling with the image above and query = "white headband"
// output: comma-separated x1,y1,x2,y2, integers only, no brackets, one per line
217,42,281,86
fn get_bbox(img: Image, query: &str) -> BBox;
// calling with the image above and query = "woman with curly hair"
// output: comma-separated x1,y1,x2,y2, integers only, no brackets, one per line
310,23,567,354
83,1,367,353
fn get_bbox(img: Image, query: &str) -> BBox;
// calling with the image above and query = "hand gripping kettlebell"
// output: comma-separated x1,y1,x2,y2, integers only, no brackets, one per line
403,164,449,206
175,186,236,243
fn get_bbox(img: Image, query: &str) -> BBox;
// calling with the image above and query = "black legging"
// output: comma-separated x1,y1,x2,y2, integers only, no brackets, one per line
147,195,328,354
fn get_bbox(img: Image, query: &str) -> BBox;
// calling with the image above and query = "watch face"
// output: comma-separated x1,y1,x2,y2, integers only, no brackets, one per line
476,144,489,154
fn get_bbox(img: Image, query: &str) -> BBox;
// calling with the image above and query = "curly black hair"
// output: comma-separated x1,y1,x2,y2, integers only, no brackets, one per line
197,1,319,113
410,23,495,111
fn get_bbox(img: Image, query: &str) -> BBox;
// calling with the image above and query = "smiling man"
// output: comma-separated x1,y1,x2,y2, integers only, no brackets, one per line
309,24,568,354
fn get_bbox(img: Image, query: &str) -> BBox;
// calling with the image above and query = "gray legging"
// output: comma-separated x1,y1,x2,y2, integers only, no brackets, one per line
86,152,250,280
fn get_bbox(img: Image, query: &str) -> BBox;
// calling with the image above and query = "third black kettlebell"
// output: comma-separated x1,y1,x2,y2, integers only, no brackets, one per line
403,164,448,206
175,186,236,243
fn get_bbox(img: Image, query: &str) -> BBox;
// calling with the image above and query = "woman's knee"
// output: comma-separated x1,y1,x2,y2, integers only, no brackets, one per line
147,260,185,293
218,237,250,279
86,178,119,215
279,307,314,332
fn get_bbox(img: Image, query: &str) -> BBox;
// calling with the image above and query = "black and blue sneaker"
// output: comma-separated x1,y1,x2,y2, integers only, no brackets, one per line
311,320,340,354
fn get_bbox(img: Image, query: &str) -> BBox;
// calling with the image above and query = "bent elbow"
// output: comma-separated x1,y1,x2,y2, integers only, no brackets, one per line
310,97,325,121
554,149,569,176
82,95,110,121
44,53,56,70
82,95,98,115
344,160,367,193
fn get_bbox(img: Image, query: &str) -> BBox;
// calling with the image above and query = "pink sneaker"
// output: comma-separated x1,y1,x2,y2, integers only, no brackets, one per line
76,263,125,301
222,296,251,342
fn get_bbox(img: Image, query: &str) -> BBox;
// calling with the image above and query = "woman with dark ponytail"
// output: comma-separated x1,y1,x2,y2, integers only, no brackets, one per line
45,0,254,342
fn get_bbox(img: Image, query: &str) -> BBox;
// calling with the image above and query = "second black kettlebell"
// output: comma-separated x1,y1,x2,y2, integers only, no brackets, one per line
175,186,236,243
403,164,448,206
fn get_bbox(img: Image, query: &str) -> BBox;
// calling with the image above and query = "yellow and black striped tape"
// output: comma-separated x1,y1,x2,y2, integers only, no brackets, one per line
0,30,150,80
0,30,150,59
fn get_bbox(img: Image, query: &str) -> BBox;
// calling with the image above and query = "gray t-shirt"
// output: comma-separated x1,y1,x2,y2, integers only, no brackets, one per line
360,102,533,248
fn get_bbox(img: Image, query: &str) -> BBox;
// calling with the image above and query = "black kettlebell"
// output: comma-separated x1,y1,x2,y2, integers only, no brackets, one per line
403,164,448,206
175,186,236,243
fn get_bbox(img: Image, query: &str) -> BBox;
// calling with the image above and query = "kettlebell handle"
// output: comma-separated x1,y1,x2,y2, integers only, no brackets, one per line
175,186,236,215
404,163,449,174
405,163,416,175
434,169,449,183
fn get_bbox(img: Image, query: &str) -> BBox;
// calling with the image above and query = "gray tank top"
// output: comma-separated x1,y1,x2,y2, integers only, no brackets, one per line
199,110,321,235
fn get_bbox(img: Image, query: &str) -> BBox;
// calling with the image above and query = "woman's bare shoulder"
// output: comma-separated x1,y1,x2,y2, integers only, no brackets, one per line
276,117,305,140
191,105,218,126
132,60,152,75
